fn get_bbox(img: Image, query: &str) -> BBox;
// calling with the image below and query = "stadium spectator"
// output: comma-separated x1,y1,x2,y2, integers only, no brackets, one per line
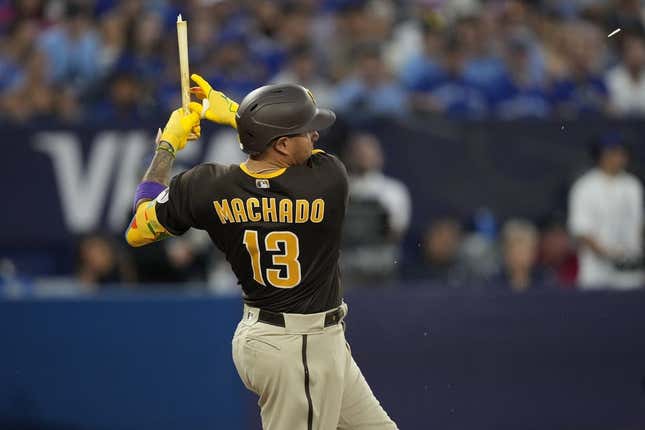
333,44,407,118
165,236,210,283
460,13,507,99
0,19,38,93
341,132,411,287
276,2,316,54
408,32,488,119
251,0,283,40
459,208,502,282
498,0,547,85
199,29,266,103
1,50,57,123
96,11,126,81
550,21,609,118
130,237,210,285
535,7,572,81
568,132,644,289
245,1,288,79
188,10,218,68
491,33,551,119
57,86,82,123
383,0,436,73
2,1,645,122
399,20,444,93
538,217,579,288
126,12,165,83
271,45,334,108
405,217,471,287
495,219,547,292
90,70,155,123
76,233,135,288
3,0,46,24
324,0,394,81
36,2,101,93
606,32,645,117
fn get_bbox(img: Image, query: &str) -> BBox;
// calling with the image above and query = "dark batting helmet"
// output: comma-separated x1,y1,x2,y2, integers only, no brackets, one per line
235,84,336,155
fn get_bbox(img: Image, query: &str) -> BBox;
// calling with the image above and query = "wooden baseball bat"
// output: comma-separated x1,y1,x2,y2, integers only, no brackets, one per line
177,14,190,114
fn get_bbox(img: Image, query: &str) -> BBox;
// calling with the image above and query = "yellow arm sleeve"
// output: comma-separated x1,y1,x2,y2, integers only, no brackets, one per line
125,200,173,247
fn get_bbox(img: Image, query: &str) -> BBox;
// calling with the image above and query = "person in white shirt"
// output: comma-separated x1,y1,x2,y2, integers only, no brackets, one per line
606,33,645,117
341,133,412,286
568,133,644,289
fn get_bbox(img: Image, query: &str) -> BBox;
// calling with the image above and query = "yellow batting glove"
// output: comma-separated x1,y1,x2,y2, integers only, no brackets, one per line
160,108,201,152
190,74,239,129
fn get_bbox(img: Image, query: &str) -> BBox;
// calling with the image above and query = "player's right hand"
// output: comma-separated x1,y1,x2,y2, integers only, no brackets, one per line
160,107,201,153
190,74,239,129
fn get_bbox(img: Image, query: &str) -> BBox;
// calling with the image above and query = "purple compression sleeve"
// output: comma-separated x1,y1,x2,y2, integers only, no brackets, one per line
133,181,167,212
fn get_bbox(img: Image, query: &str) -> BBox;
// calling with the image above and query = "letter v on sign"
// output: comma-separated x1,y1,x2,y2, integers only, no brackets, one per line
34,132,120,233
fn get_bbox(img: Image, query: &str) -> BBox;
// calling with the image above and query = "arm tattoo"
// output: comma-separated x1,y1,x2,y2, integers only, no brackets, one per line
142,145,174,186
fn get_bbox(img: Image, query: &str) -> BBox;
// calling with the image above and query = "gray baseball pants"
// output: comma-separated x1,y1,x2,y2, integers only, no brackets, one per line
232,302,398,430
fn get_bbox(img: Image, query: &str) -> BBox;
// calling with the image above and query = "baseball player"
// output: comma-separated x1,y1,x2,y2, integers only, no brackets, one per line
125,74,398,430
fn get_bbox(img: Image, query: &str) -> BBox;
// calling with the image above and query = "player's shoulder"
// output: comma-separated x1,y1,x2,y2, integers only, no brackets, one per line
170,163,237,196
308,150,349,188
309,149,347,172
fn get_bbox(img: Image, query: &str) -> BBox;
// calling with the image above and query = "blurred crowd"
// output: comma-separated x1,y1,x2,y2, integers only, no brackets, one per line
31,128,636,295
1,0,644,295
4,0,645,124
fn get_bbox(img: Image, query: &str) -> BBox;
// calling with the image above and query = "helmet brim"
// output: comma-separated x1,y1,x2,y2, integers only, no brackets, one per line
302,108,336,133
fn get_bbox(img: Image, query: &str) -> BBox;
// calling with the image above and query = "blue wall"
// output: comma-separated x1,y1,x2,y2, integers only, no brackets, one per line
0,295,251,430
2,288,645,429
344,288,645,429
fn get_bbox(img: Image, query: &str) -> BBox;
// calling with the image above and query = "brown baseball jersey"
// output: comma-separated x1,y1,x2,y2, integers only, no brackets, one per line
155,150,348,314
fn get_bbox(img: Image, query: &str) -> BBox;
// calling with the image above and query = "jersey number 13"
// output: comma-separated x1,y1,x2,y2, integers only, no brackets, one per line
243,230,302,289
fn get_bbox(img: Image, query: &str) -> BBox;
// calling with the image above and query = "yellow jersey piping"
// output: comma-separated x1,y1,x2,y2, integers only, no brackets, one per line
239,163,288,179
239,150,324,179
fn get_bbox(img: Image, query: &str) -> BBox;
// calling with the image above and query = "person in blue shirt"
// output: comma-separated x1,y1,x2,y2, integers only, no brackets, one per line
399,21,445,92
333,44,408,118
549,22,609,118
550,76,608,118
491,35,552,119
199,30,268,103
407,33,488,119
456,15,508,98
37,3,101,93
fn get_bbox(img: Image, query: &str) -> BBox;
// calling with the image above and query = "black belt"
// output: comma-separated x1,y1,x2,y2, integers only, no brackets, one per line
258,307,344,328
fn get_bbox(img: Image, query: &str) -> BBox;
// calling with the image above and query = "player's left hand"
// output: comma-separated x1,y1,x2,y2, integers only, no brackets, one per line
160,107,201,153
190,73,239,129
